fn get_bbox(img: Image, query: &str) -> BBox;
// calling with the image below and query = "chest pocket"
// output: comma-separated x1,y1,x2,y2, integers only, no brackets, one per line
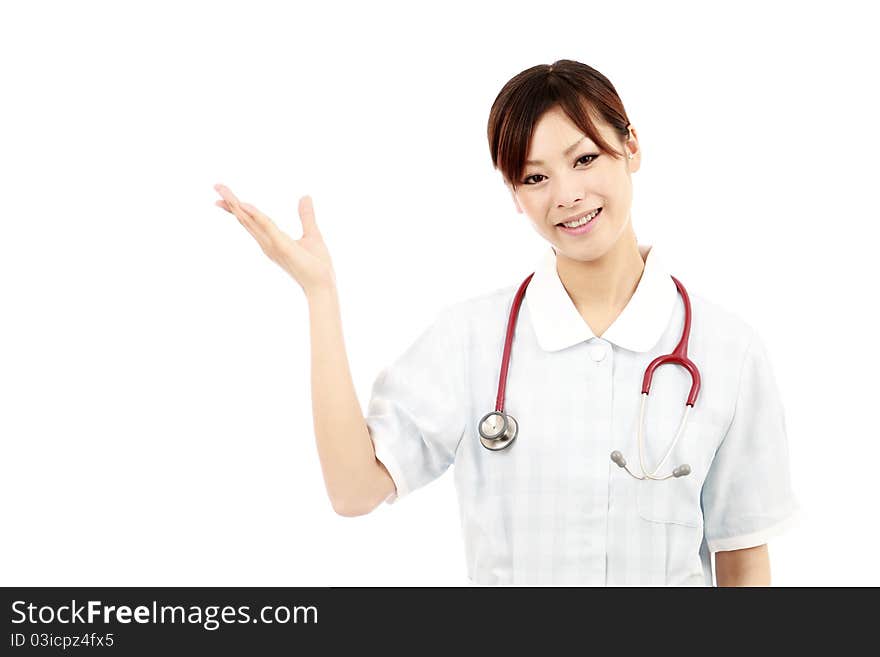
634,421,720,528
637,474,703,527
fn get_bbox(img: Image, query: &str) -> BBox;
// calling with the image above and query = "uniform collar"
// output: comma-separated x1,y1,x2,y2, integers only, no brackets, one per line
524,243,678,353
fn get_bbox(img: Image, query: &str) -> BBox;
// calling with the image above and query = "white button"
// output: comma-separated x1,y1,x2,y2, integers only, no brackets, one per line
589,344,607,362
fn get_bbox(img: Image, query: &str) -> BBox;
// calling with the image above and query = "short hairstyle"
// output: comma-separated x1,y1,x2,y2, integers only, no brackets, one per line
487,60,632,191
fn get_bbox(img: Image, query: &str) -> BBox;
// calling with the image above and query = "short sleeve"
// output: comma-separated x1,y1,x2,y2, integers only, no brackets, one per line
701,329,801,552
365,306,468,505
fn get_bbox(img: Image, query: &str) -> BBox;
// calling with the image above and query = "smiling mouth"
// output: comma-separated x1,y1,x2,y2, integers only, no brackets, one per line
556,207,602,227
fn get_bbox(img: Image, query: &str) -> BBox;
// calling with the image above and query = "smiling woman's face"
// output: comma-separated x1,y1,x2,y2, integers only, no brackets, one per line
507,105,641,262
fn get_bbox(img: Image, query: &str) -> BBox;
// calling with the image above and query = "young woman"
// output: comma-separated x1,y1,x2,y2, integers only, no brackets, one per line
213,60,799,587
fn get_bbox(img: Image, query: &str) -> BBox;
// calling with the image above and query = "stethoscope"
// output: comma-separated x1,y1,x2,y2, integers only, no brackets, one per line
478,269,702,481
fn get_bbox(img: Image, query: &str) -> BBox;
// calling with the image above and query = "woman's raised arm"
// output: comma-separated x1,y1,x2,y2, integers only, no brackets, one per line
213,184,395,516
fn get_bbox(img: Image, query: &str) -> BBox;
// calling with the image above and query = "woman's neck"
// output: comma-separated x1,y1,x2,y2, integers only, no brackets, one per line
554,228,646,336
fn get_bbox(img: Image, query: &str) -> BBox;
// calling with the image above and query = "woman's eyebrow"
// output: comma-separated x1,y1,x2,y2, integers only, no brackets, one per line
525,136,591,165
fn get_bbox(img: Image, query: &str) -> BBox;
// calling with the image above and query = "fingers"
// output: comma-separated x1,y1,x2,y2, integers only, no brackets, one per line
215,184,320,246
297,195,321,237
214,184,269,248
238,201,285,243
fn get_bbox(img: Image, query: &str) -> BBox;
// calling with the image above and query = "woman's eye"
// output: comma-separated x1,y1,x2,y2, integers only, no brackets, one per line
576,153,598,166
522,153,599,185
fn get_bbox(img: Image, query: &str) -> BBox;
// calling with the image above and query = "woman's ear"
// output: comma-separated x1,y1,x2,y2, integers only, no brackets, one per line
626,125,641,171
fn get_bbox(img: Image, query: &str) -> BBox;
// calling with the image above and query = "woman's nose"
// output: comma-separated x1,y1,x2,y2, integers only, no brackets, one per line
552,180,585,208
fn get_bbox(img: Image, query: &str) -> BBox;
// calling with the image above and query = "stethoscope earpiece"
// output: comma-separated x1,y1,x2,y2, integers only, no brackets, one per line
609,449,692,480
479,411,518,450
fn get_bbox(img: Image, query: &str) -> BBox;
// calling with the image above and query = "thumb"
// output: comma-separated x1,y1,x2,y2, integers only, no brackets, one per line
298,195,321,236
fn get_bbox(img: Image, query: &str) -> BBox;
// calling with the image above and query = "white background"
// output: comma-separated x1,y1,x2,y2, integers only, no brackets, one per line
1,0,877,587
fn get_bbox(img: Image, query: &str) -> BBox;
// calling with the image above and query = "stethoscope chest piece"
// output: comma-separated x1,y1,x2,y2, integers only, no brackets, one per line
479,411,518,451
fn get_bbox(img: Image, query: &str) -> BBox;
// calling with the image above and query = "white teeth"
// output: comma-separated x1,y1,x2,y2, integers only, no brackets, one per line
562,208,600,228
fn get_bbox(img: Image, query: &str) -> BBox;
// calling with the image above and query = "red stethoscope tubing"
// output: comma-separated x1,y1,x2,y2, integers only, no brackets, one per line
493,272,701,412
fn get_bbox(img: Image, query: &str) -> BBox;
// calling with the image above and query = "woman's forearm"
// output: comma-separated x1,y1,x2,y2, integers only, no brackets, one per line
307,285,386,514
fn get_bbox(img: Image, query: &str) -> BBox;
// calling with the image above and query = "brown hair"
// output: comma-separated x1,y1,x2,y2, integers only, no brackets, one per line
487,60,632,191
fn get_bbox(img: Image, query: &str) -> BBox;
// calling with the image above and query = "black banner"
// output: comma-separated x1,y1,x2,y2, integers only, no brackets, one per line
0,587,868,652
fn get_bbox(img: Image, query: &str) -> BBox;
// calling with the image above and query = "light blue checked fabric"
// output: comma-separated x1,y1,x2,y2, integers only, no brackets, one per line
366,244,800,586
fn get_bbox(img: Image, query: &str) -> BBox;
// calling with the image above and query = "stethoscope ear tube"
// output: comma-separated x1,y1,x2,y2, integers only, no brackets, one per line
478,273,533,452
